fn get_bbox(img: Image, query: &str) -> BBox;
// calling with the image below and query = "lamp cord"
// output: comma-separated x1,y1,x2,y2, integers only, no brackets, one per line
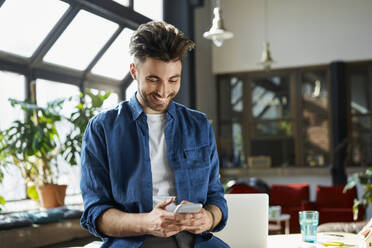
264,0,268,42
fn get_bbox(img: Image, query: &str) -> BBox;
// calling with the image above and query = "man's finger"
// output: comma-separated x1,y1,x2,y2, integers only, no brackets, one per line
155,197,175,209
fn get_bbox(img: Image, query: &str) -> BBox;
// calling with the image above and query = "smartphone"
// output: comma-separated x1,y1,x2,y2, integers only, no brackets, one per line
173,203,203,213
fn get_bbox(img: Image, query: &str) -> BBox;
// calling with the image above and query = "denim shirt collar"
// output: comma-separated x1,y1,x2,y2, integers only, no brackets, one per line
128,92,176,120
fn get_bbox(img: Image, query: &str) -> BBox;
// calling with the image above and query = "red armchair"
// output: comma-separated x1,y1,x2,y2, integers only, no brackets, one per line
225,177,270,194
306,185,364,225
270,183,310,233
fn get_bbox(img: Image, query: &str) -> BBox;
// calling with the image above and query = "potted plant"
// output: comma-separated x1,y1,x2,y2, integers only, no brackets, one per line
62,89,111,166
0,89,112,209
344,168,372,220
0,98,66,209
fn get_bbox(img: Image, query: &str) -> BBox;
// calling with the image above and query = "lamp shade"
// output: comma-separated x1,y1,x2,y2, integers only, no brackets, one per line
259,42,275,70
203,7,233,47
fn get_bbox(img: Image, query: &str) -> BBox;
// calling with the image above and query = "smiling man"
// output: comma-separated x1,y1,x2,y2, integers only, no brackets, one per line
80,21,228,248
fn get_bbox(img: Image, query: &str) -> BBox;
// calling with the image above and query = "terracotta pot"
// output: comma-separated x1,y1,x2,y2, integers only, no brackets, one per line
36,184,67,209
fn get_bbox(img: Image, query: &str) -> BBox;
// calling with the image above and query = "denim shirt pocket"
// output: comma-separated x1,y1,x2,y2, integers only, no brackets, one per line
183,145,209,165
183,145,210,199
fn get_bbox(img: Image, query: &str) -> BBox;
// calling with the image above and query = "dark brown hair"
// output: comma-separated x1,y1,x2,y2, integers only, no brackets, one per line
129,21,195,64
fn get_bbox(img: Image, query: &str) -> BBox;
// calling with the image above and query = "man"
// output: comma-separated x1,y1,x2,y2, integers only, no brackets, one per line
80,21,228,248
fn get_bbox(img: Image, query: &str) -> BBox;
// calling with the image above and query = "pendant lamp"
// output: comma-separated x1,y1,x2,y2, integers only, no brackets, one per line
259,0,275,71
203,0,233,47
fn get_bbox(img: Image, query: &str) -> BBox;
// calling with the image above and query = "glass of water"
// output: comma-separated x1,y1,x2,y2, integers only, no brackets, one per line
299,211,319,243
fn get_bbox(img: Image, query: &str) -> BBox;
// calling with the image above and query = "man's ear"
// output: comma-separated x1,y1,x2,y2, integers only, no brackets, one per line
130,63,137,80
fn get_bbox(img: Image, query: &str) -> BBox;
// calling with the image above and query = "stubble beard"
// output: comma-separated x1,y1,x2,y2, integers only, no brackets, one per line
139,90,176,113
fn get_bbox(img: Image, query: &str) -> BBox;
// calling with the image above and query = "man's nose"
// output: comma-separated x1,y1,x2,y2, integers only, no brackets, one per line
157,83,169,98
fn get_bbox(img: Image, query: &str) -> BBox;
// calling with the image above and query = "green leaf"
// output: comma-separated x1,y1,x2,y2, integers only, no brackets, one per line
343,173,359,193
27,185,39,201
0,196,5,205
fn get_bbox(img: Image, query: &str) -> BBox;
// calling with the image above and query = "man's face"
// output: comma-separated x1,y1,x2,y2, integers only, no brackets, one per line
130,57,182,114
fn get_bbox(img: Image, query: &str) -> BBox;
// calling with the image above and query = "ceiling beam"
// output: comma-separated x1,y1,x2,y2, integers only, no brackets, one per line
60,0,150,29
0,51,29,74
0,51,120,89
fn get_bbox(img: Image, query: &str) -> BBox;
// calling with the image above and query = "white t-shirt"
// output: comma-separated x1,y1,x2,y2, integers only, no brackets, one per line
146,113,176,206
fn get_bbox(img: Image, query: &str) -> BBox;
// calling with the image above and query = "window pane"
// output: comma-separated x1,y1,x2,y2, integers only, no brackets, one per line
254,120,292,137
231,77,243,112
126,80,137,101
36,79,81,195
219,122,244,168
218,77,244,121
0,71,26,200
0,71,25,129
113,0,130,7
350,70,370,114
0,0,68,57
252,76,290,120
92,28,134,80
351,115,372,166
134,0,163,20
251,138,294,167
301,71,330,167
44,10,118,71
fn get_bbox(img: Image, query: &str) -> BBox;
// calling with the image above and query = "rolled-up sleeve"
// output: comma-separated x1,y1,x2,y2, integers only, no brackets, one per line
80,117,116,238
206,121,228,232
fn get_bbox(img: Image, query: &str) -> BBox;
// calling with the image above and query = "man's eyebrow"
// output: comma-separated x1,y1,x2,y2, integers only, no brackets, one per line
169,74,181,79
146,75,160,79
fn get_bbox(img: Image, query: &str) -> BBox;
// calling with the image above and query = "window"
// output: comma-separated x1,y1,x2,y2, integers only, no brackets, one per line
250,76,294,167
134,0,163,21
43,10,118,71
217,67,333,169
113,0,130,7
218,76,245,168
0,0,164,201
0,0,68,57
300,70,330,167
349,66,372,166
126,80,137,101
0,71,26,200
36,79,81,195
92,28,134,80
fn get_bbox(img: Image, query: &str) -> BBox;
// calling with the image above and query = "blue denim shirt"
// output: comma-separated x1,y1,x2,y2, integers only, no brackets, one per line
80,94,228,248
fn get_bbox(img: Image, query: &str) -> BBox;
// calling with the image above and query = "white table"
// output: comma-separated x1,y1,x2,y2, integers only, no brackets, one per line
269,213,291,234
268,232,364,248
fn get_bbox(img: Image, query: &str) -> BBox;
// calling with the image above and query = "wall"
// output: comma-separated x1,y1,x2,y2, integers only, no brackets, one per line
194,0,217,125
212,0,372,73
194,0,372,219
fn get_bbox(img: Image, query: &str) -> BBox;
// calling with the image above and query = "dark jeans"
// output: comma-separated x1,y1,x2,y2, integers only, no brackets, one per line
140,231,195,248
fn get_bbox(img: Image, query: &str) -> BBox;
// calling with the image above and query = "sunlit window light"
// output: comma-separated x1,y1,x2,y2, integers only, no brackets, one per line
43,10,118,71
0,0,68,57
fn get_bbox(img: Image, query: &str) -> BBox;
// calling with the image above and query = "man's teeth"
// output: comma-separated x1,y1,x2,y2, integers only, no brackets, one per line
154,96,166,101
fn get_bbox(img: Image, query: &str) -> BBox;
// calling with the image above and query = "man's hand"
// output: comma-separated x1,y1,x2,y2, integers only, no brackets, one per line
175,200,214,234
143,197,183,237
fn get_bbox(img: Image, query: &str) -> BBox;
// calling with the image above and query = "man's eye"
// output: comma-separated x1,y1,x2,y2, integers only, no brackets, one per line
169,79,178,83
147,78,158,82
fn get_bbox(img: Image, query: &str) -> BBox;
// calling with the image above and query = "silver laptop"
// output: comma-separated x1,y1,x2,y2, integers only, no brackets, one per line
214,193,268,248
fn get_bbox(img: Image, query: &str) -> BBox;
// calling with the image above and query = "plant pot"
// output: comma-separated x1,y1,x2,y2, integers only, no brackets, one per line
36,184,67,209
